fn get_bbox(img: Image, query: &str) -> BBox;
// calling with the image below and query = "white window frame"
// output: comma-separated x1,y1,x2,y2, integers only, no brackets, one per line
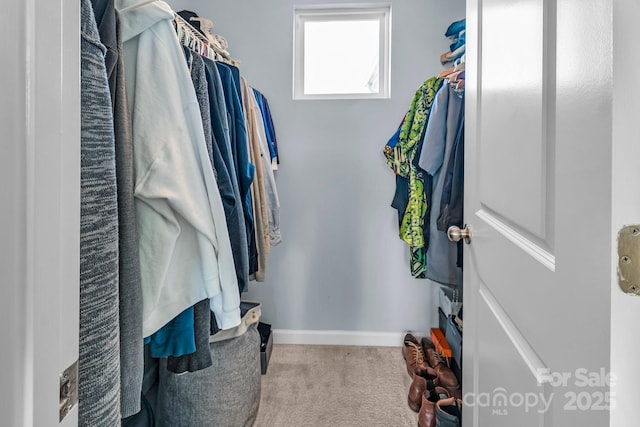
293,4,391,100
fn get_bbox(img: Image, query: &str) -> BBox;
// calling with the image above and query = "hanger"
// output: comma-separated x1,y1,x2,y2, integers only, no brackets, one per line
447,70,465,83
439,62,465,81
438,66,455,79
174,13,237,64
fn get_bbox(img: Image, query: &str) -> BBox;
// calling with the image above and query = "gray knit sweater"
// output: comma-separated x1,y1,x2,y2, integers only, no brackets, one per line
79,0,121,425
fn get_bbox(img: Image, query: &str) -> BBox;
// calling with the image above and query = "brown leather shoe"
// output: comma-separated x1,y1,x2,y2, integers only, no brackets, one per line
402,333,431,378
421,338,459,390
421,337,445,369
421,337,436,353
418,387,450,427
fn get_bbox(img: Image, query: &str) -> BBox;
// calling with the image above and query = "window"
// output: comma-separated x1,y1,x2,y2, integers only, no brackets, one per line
293,5,391,100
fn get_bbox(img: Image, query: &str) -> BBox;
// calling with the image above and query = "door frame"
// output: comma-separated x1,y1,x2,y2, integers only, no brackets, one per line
0,0,80,425
611,1,640,425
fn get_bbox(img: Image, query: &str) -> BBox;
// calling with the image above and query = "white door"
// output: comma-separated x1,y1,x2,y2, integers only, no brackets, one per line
0,0,80,426
463,0,640,426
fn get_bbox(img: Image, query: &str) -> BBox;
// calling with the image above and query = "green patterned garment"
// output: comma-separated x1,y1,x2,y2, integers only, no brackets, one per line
398,78,443,246
385,77,443,178
411,246,428,278
384,77,442,277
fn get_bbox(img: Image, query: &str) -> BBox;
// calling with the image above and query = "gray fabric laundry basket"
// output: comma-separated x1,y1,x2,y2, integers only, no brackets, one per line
156,324,261,427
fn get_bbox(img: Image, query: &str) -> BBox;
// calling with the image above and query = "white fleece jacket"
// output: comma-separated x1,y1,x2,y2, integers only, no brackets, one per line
116,0,240,336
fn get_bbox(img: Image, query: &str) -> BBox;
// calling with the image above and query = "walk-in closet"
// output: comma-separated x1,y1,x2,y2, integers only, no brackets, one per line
79,0,469,423
3,0,640,426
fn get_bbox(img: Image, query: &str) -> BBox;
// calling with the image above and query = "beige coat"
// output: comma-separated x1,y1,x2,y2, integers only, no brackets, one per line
241,77,270,281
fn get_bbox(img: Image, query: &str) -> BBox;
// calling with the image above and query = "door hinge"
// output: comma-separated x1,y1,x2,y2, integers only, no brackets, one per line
59,359,78,422
617,225,640,295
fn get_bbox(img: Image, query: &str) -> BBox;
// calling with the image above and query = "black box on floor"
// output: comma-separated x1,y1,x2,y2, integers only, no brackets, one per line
445,315,463,383
438,307,447,332
258,322,273,374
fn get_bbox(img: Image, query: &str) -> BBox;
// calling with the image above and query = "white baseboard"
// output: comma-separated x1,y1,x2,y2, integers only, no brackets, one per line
272,329,418,347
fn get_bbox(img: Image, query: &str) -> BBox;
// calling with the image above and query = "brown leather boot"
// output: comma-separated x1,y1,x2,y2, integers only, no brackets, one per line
408,374,427,412
421,338,459,390
402,333,431,378
407,372,437,412
418,387,450,427
434,397,462,427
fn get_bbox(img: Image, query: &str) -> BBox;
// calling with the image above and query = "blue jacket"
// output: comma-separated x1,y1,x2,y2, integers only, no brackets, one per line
203,57,250,293
216,62,258,277
253,88,279,164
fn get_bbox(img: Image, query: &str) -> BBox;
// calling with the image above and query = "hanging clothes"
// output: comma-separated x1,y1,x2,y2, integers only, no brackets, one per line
384,16,465,282
387,78,443,245
164,300,212,374
116,0,241,336
384,77,443,277
90,0,144,418
91,0,118,97
241,77,270,280
386,124,408,227
216,62,259,278
440,19,467,92
437,118,465,234
202,56,251,293
79,2,282,423
79,0,121,424
145,48,221,371
437,118,465,269
146,305,197,358
248,85,282,248
417,84,464,287
253,88,280,169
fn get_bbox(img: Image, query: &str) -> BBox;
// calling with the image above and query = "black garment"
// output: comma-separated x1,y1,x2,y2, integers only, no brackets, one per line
177,10,205,35
391,175,409,227
166,300,213,374
91,0,118,100
437,116,465,269
437,117,464,231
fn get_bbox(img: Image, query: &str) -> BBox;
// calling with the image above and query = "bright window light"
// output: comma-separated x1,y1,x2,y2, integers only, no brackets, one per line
294,6,391,100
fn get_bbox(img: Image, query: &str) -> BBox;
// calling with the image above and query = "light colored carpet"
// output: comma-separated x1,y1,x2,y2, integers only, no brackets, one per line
254,344,418,427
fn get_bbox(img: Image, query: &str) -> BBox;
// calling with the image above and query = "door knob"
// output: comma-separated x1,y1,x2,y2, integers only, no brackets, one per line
447,225,472,244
